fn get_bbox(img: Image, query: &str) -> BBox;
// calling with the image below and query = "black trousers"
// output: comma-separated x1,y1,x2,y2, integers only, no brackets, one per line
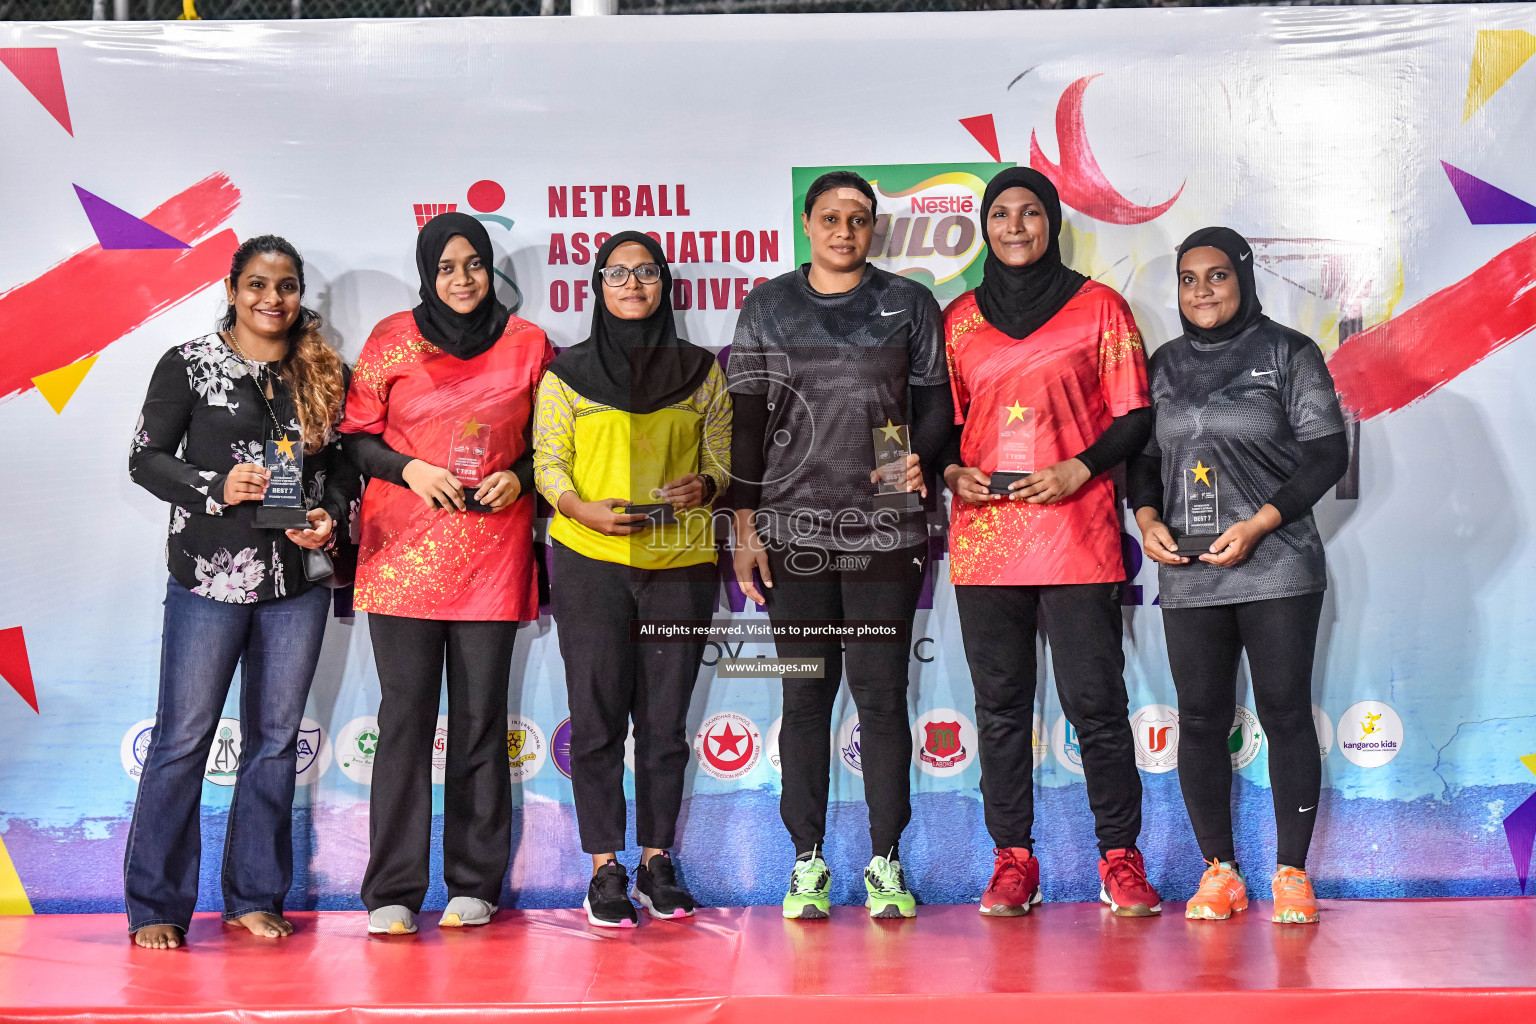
361,613,517,913
766,542,927,858
1162,591,1325,869
955,582,1140,855
550,541,716,854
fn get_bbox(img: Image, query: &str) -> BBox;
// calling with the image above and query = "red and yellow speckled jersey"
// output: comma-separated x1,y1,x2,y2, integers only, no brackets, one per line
943,281,1149,587
341,311,553,621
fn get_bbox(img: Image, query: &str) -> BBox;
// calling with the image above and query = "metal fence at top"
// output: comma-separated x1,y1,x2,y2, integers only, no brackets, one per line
0,0,1501,24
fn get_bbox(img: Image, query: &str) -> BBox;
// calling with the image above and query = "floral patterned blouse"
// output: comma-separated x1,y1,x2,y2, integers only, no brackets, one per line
129,333,359,605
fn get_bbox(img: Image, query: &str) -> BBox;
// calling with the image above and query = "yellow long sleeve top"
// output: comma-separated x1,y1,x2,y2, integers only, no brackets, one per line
533,361,731,569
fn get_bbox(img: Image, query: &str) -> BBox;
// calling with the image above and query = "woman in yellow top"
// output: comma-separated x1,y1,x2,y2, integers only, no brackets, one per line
534,231,731,928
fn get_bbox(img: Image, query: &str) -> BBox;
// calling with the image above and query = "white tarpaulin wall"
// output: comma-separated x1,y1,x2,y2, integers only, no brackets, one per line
2,6,1535,912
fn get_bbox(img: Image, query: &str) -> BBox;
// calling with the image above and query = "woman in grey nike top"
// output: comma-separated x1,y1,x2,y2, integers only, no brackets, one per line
1128,226,1348,925
726,171,953,920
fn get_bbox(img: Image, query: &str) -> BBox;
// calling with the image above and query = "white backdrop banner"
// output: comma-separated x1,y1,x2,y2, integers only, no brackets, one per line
2,6,1536,912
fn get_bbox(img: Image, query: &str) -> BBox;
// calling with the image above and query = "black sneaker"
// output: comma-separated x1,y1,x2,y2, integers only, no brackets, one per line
633,853,697,920
583,862,639,928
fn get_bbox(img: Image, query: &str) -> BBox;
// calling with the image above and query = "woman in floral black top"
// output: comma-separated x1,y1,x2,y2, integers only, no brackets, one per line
124,235,356,950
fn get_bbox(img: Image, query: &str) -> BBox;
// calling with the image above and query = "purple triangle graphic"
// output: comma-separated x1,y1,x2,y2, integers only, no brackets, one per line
1502,790,1536,894
73,185,191,250
1441,161,1536,226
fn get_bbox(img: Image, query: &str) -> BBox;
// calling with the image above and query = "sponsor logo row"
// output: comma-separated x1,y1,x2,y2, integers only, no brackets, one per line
119,700,1404,787
1127,700,1405,773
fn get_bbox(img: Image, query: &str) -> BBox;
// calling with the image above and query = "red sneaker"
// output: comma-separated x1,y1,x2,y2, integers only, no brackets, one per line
980,847,1041,917
1098,848,1162,917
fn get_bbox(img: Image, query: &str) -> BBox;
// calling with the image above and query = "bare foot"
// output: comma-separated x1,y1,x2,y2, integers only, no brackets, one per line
228,911,293,939
133,925,183,949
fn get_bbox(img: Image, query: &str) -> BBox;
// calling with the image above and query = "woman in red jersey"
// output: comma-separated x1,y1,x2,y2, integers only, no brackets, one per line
341,212,553,937
940,167,1160,919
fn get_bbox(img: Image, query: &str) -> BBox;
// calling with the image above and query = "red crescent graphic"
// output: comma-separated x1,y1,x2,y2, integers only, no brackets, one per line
1029,75,1183,226
704,721,754,773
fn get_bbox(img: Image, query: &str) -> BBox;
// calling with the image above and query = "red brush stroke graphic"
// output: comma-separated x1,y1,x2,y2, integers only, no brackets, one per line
0,173,241,405
1329,232,1536,419
1030,75,1183,226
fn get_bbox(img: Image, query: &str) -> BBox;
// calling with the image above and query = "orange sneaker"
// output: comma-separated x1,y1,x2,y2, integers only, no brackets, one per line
1185,860,1248,921
1271,866,1320,924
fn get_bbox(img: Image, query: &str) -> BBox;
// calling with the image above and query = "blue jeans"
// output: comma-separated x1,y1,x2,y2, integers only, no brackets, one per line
123,578,329,933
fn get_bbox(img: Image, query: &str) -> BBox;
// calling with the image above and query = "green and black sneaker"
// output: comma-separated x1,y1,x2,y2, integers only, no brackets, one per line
782,849,831,920
864,854,916,919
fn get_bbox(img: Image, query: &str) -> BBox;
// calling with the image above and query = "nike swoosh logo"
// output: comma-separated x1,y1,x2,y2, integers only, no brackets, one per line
1240,251,1252,262
1251,369,1276,377
880,309,906,317
1298,805,1316,813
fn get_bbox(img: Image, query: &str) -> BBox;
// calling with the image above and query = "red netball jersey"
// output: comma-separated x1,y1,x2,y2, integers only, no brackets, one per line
943,281,1149,587
342,311,553,621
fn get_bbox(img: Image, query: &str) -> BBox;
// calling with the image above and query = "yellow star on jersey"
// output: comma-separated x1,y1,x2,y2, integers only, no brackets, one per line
1004,401,1028,425
632,431,657,457
1192,460,1212,486
879,419,904,443
460,416,486,439
273,435,296,460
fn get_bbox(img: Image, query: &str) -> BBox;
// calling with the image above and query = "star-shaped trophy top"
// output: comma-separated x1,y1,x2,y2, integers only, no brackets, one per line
878,418,904,443
1004,401,1029,424
1192,460,1213,486
274,435,297,460
460,416,487,439
632,431,657,457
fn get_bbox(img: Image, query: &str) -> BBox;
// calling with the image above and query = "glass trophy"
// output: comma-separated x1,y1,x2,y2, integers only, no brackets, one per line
449,415,494,512
1175,459,1221,556
255,433,311,530
989,400,1036,496
872,419,921,512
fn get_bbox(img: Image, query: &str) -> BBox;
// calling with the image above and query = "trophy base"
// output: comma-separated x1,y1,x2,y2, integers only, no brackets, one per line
462,494,493,513
254,505,312,530
873,490,923,513
1173,534,1219,557
987,471,1031,496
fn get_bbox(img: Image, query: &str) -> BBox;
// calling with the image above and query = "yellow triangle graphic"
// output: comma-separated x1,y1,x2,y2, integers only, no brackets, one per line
0,834,32,916
31,354,100,414
1521,753,1536,780
1464,30,1536,122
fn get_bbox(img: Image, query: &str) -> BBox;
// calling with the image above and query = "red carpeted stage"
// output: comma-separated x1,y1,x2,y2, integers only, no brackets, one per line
1,899,1533,1023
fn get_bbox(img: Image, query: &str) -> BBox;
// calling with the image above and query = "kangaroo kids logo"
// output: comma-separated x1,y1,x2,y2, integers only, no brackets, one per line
912,708,978,778
792,163,1011,304
1338,700,1403,768
695,711,762,781
1131,704,1179,774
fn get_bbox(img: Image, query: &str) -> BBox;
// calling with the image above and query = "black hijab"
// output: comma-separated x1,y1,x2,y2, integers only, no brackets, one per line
1175,226,1265,344
546,231,714,414
974,167,1088,340
412,212,511,361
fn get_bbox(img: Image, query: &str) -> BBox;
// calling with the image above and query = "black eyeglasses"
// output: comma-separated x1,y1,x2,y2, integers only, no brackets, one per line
599,263,663,287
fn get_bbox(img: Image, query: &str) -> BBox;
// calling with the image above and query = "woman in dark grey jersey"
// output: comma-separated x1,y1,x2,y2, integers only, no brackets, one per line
1128,226,1348,926
727,171,952,920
